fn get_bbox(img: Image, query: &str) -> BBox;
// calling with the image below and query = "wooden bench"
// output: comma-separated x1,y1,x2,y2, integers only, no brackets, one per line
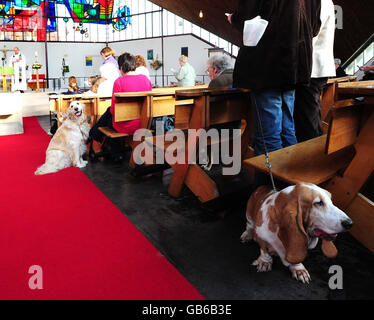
321,76,357,121
48,94,112,127
105,88,197,170
95,86,207,168
244,84,374,252
144,87,252,203
243,105,358,186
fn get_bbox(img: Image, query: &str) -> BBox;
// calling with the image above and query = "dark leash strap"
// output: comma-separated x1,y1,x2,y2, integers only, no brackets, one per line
249,91,277,191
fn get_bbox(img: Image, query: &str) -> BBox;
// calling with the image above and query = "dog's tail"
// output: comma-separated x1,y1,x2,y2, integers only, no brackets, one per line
34,163,59,175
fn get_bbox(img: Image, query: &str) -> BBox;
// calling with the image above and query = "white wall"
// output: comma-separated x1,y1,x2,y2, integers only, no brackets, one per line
46,42,104,88
110,35,216,86
1,35,236,88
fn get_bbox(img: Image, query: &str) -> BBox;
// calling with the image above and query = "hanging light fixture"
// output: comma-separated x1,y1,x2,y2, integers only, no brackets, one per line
199,10,203,18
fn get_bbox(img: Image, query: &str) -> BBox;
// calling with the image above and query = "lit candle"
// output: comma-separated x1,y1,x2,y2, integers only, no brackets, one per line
35,51,38,58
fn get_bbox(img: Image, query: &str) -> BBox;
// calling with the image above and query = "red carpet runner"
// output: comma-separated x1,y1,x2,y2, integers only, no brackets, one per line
0,117,204,300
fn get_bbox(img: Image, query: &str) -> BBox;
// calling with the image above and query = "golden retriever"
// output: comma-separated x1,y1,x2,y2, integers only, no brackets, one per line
35,101,90,175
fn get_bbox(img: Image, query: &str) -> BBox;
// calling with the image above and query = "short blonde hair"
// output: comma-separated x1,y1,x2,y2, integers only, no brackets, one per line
179,55,188,63
88,75,99,87
91,76,106,94
135,55,146,68
100,47,115,58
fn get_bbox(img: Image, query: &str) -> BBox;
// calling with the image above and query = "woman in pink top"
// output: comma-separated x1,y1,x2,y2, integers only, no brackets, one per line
88,53,152,161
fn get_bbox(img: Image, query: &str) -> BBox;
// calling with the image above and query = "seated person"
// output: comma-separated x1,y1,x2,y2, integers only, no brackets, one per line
98,61,120,96
83,75,99,95
360,63,374,81
63,76,80,94
206,55,234,88
205,56,238,143
88,53,152,162
135,55,151,80
334,58,347,78
83,76,106,95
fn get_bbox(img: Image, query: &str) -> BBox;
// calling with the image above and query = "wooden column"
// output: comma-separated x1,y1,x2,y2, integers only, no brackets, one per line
2,75,6,92
36,69,40,92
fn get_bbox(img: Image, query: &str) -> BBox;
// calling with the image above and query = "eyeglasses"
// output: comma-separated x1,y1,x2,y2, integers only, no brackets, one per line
206,66,213,74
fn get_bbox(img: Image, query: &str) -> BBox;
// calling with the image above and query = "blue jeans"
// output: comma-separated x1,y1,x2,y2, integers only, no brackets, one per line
252,89,298,156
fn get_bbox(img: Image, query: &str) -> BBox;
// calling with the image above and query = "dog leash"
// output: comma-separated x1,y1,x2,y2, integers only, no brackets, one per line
249,92,277,191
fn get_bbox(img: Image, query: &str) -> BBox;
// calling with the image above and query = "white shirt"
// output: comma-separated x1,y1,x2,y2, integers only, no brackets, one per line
100,63,120,82
311,0,336,78
97,79,115,96
135,66,151,80
10,52,26,69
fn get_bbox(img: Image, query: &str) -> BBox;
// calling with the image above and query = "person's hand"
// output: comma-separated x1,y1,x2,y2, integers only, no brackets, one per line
360,66,374,72
227,13,233,24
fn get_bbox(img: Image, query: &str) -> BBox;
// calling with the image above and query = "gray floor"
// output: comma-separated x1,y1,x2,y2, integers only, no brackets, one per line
37,116,374,300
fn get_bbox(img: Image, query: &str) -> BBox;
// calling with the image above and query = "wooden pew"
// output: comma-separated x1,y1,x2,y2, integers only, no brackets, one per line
321,76,357,121
48,94,112,127
106,88,199,169
244,83,374,252
97,86,207,167
242,106,358,186
93,95,113,124
49,94,59,113
144,87,252,203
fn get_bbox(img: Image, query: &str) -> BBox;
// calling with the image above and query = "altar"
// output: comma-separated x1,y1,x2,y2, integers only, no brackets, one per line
28,73,47,91
0,66,14,92
0,93,24,136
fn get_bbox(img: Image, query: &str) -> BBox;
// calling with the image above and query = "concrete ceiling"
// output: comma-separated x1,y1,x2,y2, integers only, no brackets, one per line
150,0,374,63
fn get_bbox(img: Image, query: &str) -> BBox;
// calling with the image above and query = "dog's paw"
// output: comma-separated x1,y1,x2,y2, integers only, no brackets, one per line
77,160,88,168
289,264,311,284
240,230,252,243
252,257,272,272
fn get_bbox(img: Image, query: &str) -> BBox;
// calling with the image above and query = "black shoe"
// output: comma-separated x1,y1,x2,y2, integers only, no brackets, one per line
88,143,104,162
86,137,93,145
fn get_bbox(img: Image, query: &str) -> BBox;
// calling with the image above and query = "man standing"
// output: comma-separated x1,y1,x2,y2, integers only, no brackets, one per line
206,55,234,88
228,0,321,156
10,47,27,92
294,0,336,142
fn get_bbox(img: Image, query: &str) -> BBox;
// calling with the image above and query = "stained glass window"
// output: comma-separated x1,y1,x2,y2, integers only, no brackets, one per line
0,0,238,58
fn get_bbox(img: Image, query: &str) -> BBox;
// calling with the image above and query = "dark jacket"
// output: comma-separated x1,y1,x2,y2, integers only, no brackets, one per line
208,69,234,88
335,67,347,78
232,0,321,91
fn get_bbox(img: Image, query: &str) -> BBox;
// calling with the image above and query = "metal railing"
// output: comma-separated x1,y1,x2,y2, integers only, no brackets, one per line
342,33,374,75
42,74,210,92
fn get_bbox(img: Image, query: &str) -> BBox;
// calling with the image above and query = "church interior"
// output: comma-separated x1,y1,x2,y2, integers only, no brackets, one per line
0,0,374,302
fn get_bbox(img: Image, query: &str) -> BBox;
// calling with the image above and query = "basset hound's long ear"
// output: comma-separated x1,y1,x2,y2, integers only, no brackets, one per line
278,199,308,264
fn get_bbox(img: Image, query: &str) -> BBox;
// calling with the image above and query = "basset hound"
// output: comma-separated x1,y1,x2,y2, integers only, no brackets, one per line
241,183,353,283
